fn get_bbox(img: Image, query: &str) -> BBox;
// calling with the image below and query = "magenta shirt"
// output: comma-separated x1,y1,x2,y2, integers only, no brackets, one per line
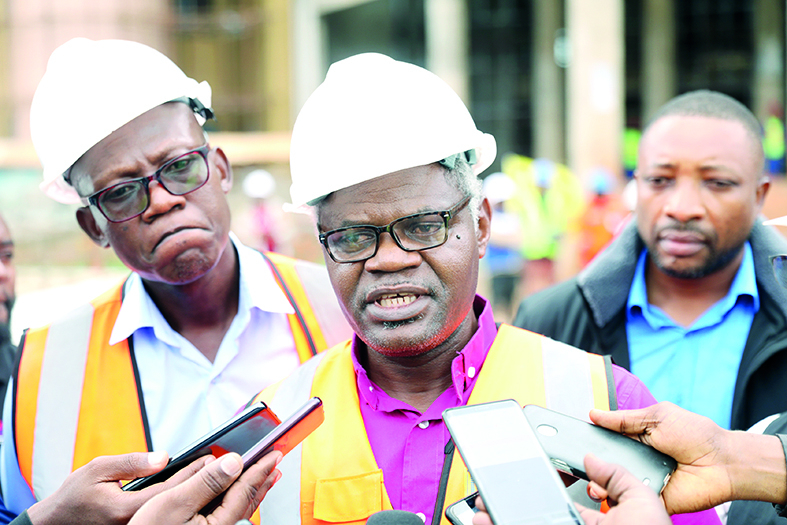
350,295,720,525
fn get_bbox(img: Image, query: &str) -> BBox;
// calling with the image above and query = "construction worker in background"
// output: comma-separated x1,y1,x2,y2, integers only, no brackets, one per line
623,126,642,179
764,103,785,176
502,154,584,297
0,38,351,522
242,169,283,253
575,168,630,268
480,172,523,321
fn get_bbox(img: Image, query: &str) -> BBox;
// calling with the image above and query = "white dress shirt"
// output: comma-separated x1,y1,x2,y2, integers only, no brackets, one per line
109,233,300,454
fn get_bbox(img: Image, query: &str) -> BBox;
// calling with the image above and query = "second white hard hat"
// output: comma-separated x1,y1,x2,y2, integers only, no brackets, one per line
31,38,213,204
288,53,497,208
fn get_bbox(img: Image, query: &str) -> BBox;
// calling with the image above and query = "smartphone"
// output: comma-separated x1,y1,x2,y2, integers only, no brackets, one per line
443,399,583,525
445,492,479,525
123,397,323,492
522,404,676,494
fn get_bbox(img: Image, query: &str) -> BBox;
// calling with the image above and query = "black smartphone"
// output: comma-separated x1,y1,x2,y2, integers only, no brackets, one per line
522,404,676,494
444,399,583,525
123,397,323,492
445,491,478,525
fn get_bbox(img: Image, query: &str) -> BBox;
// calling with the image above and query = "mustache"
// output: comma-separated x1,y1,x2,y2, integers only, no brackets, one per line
655,221,710,238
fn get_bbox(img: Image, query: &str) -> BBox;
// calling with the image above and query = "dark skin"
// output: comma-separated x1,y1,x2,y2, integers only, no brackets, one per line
635,116,769,327
71,102,238,362
318,166,492,412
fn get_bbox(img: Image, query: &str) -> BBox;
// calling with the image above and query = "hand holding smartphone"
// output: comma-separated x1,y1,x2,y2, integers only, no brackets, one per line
122,397,323,492
443,399,583,525
522,404,676,494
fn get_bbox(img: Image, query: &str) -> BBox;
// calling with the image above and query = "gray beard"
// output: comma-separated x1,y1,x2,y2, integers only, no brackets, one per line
382,314,425,330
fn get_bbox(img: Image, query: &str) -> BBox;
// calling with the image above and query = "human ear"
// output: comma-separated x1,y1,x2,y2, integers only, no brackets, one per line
476,197,492,259
76,207,110,248
211,147,233,194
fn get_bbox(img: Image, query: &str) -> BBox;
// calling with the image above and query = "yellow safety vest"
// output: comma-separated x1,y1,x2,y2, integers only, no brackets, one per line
252,324,615,525
13,251,350,501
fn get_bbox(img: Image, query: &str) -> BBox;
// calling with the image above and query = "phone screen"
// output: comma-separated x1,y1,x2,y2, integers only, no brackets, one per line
444,400,582,525
123,402,280,492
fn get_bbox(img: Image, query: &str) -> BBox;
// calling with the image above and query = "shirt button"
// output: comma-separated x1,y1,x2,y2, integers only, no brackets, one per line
418,420,430,429
467,366,476,379
415,512,426,522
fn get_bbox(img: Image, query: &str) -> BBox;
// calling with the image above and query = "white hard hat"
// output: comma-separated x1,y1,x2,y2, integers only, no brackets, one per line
31,38,213,204
288,53,497,208
243,169,276,199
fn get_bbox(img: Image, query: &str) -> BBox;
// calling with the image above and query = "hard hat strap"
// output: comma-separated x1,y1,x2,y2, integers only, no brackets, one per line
438,149,477,170
171,96,215,122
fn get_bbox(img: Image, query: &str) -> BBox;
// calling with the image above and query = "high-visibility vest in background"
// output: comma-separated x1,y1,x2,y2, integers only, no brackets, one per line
12,250,350,502
252,324,616,525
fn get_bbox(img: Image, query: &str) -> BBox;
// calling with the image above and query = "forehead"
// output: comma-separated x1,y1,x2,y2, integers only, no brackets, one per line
0,218,10,245
640,115,759,171
70,103,204,191
317,165,461,227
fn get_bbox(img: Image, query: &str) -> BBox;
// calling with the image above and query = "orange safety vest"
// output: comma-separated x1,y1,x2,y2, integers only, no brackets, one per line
252,324,615,525
13,251,350,501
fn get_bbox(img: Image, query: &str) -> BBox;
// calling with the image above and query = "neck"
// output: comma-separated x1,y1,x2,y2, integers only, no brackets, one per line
362,308,478,413
142,242,240,362
645,249,744,327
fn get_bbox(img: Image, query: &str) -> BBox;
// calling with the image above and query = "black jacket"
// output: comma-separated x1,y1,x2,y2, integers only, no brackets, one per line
514,219,787,431
726,414,787,524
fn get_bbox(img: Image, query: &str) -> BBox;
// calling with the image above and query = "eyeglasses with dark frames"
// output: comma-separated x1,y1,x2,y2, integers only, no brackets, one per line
319,195,472,263
85,144,211,223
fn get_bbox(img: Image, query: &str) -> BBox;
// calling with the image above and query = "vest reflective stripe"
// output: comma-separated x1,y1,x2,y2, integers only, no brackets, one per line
258,353,327,525
16,283,148,501
31,302,93,499
255,324,612,525
262,252,352,362
14,252,343,502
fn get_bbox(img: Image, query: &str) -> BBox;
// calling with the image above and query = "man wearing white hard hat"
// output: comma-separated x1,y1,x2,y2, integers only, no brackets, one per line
1,38,350,522
245,53,717,525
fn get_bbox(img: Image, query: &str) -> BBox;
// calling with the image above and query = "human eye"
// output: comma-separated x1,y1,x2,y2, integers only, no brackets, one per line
401,215,445,241
330,228,376,254
0,249,12,264
704,178,737,190
101,182,139,203
643,174,672,189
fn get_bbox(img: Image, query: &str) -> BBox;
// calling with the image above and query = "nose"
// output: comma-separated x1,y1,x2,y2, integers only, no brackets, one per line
141,179,186,220
663,178,705,223
363,231,422,272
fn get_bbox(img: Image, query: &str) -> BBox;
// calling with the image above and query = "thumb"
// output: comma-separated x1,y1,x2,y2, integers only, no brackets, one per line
168,453,244,508
84,451,170,482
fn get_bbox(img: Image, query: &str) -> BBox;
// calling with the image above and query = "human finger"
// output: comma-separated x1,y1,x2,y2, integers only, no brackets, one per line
210,450,283,521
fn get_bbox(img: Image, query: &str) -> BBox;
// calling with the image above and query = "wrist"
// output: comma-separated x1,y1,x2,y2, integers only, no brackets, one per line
724,431,787,504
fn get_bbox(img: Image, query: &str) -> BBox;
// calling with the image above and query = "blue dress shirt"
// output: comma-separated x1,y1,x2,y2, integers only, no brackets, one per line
626,243,758,429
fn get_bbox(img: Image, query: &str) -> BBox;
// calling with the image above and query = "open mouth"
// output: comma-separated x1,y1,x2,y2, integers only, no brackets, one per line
377,293,417,308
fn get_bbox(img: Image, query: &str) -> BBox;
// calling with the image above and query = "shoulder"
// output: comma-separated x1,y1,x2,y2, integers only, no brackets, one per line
610,364,657,410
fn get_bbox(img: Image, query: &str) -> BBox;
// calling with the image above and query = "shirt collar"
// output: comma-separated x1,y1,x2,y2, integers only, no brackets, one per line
109,233,294,345
351,295,497,410
627,242,759,318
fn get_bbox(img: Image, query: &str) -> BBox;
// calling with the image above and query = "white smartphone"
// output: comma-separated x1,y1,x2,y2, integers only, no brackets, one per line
443,400,583,525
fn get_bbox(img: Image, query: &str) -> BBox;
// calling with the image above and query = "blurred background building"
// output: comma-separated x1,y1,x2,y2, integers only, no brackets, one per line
2,0,787,333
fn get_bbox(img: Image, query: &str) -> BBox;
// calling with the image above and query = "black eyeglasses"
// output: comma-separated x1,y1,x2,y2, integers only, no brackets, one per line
85,144,211,223
771,254,787,289
319,195,472,263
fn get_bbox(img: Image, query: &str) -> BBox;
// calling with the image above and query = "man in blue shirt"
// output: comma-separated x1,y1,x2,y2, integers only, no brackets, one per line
514,90,787,431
